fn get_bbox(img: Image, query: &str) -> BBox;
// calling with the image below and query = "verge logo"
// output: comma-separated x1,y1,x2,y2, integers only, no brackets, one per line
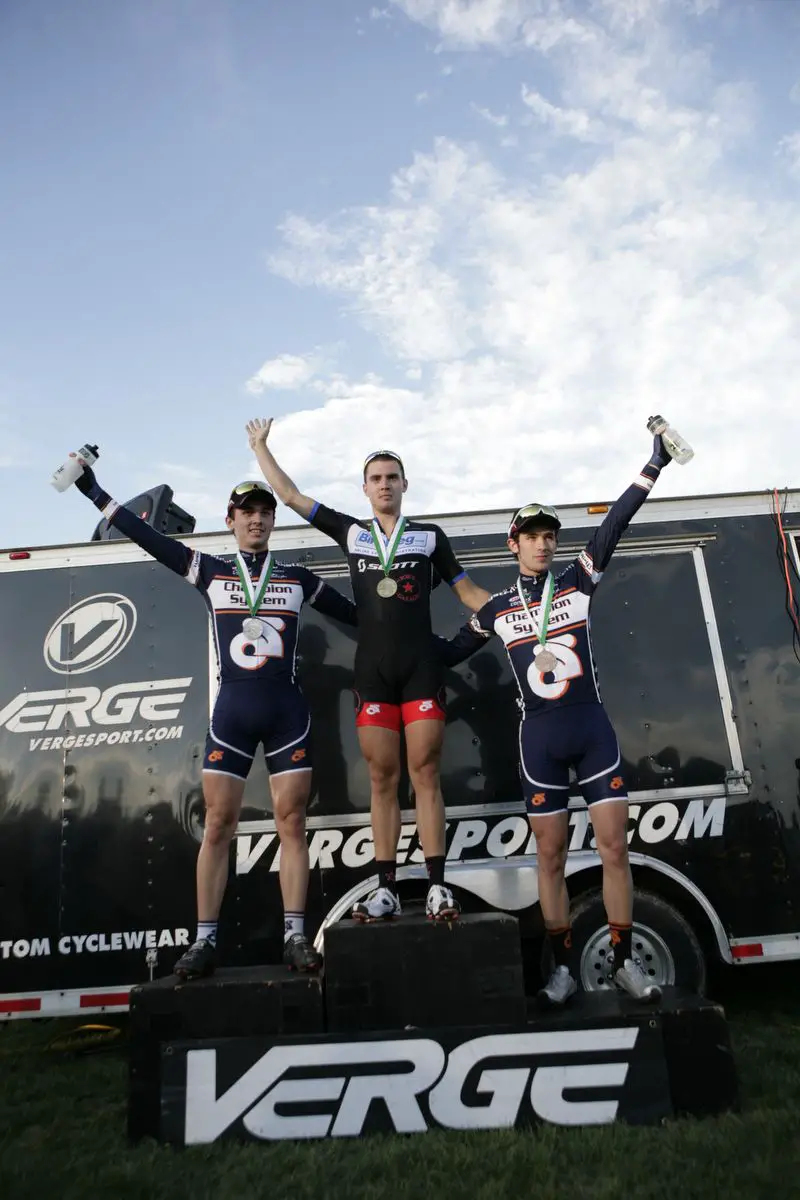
44,594,137,675
181,1028,640,1143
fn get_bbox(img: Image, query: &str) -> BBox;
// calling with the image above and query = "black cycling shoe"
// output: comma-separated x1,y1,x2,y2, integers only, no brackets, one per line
173,938,217,981
283,933,322,973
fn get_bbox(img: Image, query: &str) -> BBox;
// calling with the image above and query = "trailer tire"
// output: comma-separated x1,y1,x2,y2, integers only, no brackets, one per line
566,888,707,996
179,787,205,844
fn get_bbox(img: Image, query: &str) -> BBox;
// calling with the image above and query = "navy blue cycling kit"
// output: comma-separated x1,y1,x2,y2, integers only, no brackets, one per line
80,485,357,781
444,455,666,814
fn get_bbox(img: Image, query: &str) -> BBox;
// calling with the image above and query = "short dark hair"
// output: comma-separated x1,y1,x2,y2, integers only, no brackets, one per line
362,451,405,482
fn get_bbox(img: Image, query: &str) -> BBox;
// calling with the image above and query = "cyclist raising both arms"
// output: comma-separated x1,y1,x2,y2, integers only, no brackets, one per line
248,418,490,923
72,463,357,979
442,430,675,1003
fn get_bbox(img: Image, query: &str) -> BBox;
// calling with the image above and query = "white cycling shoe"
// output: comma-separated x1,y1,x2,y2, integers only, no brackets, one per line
426,884,460,921
351,886,402,922
537,964,578,1009
614,958,663,1003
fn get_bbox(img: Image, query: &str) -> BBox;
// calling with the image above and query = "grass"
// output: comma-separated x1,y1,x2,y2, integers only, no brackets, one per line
2,964,800,1200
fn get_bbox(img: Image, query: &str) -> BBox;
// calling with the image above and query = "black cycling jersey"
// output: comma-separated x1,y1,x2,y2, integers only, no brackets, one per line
306,502,465,647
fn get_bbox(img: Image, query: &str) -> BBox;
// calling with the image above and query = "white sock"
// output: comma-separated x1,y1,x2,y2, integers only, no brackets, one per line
284,912,304,942
196,921,218,947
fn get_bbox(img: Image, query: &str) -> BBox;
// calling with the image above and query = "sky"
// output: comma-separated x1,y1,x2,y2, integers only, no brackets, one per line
1,0,799,550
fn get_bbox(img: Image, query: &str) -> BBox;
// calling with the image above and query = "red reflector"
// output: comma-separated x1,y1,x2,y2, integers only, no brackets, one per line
732,943,763,959
0,997,41,1013
8,551,31,560
80,991,129,1008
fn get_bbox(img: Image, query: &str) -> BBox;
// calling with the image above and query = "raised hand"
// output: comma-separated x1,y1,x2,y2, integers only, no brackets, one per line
649,434,672,470
74,460,98,496
246,417,273,452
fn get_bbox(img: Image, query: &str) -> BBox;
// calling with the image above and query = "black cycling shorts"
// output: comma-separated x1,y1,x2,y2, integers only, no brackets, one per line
353,645,445,731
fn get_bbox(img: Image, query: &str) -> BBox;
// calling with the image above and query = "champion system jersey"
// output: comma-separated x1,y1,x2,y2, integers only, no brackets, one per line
184,548,356,684
95,500,357,685
444,460,663,716
306,502,465,645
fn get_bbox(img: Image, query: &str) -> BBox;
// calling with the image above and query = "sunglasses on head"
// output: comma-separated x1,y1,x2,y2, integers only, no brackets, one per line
231,480,274,497
363,449,404,473
508,503,560,535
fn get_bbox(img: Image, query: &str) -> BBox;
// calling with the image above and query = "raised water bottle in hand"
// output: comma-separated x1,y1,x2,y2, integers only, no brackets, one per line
50,443,99,492
646,416,694,466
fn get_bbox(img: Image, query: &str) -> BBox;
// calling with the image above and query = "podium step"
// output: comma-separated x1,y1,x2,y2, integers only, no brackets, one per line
324,911,527,1032
128,965,323,1140
144,986,738,1144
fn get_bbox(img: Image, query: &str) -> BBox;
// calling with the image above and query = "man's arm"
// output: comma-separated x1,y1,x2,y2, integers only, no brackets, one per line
578,434,672,588
431,526,491,612
451,576,492,612
300,569,358,628
75,465,197,580
247,418,316,519
437,608,495,667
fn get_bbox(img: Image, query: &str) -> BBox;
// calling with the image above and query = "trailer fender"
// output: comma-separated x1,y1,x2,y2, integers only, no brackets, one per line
314,852,732,965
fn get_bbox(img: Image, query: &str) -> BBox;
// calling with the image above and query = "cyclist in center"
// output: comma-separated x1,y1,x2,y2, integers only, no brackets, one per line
248,417,490,923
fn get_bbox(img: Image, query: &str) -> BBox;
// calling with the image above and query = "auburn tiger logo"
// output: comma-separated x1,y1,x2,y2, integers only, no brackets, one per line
531,792,547,806
291,748,307,763
610,776,624,790
208,750,224,763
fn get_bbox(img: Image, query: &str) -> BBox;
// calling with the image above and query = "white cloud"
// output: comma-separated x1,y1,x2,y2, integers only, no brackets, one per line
520,86,603,141
416,90,430,103
245,352,321,394
778,131,800,179
472,103,509,127
259,0,800,513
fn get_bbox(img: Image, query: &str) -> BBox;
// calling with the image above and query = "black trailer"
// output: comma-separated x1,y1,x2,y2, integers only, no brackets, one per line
1,487,799,1018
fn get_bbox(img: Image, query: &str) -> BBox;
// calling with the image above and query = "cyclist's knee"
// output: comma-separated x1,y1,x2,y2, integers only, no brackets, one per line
202,804,238,847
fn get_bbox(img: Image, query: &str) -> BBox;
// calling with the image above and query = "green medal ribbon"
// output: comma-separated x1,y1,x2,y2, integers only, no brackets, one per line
235,551,275,616
516,571,555,648
369,516,407,580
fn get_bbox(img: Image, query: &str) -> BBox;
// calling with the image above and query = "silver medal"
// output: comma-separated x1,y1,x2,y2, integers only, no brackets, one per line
242,617,263,640
535,648,559,673
376,577,398,598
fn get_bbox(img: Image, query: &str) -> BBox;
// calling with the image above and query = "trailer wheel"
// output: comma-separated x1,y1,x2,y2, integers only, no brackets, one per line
179,787,205,844
569,888,707,996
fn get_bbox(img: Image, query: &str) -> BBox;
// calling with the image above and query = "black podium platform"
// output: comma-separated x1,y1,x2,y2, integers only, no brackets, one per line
127,914,739,1144
128,965,323,1140
324,911,527,1031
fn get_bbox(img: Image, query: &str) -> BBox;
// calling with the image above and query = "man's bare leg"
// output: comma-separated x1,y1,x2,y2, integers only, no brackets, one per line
352,725,403,920
589,799,633,955
270,767,320,970
197,772,246,921
404,719,446,856
270,768,313,915
174,772,245,979
358,725,402,860
528,811,571,929
405,718,460,917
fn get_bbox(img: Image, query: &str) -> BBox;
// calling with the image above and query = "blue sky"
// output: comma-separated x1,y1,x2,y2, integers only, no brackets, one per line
2,0,799,549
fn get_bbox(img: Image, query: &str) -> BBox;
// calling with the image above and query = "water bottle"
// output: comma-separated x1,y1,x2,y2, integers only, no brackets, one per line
646,416,694,465
50,443,100,492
